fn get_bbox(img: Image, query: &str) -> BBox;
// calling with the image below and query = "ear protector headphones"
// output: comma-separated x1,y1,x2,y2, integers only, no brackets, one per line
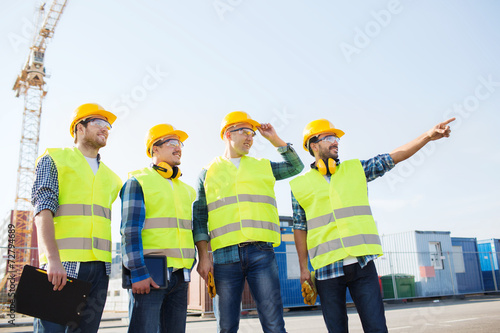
152,162,181,179
316,158,337,176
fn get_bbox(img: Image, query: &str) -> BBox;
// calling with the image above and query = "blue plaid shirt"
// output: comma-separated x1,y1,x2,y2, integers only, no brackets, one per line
292,154,395,280
193,143,304,264
31,153,111,278
120,177,192,283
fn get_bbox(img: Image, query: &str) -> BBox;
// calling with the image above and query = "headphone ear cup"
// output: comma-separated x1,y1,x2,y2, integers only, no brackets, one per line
156,162,173,178
317,159,327,176
171,166,181,179
328,158,337,175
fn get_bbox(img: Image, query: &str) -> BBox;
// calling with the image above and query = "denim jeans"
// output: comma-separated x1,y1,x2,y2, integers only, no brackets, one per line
316,260,387,333
213,243,286,333
34,261,109,333
128,269,188,333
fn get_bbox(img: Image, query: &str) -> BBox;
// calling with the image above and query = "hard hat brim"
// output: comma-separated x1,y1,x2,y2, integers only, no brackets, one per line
70,109,117,137
146,130,188,158
303,128,345,151
220,119,260,139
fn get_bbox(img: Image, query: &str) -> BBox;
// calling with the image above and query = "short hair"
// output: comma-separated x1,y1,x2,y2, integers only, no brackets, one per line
307,136,319,157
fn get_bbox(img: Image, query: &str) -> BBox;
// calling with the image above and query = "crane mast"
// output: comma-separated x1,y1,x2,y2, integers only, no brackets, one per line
6,0,68,288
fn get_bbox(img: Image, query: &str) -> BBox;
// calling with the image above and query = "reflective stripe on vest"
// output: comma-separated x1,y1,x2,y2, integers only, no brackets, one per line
307,206,373,230
308,234,382,259
143,218,192,230
290,159,383,270
55,204,112,220
144,248,196,259
204,156,280,251
207,194,277,212
130,167,196,269
210,219,280,239
39,147,122,264
56,237,112,252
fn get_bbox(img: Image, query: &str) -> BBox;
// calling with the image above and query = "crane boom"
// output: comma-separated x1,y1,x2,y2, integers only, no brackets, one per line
2,0,68,296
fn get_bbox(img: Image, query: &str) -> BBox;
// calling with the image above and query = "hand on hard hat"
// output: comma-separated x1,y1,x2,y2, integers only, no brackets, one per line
257,123,287,147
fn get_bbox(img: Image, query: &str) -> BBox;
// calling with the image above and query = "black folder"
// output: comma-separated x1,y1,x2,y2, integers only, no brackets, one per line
14,265,92,327
122,255,168,289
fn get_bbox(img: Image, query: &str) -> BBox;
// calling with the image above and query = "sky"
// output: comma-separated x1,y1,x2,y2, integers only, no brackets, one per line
1,0,499,245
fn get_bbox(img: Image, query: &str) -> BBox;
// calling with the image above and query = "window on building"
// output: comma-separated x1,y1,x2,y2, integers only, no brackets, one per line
452,245,466,273
429,241,444,270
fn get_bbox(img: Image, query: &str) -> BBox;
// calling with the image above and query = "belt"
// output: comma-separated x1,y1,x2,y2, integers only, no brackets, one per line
238,241,267,247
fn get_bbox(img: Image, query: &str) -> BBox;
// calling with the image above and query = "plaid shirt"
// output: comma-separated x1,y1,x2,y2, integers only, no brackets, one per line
292,154,395,280
193,143,304,264
31,153,111,278
120,177,192,283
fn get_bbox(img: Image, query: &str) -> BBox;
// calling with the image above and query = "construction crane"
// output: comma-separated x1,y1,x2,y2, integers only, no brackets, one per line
1,0,68,295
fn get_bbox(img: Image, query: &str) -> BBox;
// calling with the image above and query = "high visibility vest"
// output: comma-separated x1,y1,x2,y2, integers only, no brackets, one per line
39,147,122,264
129,167,196,269
290,159,382,270
204,156,280,251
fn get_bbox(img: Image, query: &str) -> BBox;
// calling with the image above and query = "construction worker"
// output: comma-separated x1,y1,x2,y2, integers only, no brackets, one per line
31,103,122,333
121,124,196,333
289,117,455,333
194,111,304,333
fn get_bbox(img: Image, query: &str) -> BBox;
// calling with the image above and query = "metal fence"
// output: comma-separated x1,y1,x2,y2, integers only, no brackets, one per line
1,248,499,316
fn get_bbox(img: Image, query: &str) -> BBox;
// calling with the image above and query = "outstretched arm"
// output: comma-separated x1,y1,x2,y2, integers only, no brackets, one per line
390,118,455,165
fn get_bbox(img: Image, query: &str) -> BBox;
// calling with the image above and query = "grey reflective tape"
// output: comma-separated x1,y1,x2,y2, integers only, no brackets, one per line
181,248,196,258
144,248,195,259
241,220,280,233
207,196,238,212
93,237,112,252
308,213,335,230
57,238,92,250
179,219,192,230
93,204,111,219
237,194,277,207
334,205,372,219
210,220,279,239
308,234,381,259
56,237,111,252
210,222,241,239
342,234,381,247
55,204,92,217
144,217,192,230
308,239,343,259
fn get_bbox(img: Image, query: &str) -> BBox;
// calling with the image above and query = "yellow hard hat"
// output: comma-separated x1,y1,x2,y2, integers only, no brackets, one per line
70,103,117,137
302,119,345,151
220,111,260,139
145,124,188,158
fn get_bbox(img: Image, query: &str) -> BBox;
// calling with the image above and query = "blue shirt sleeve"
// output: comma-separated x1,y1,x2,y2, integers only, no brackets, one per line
120,177,149,283
31,154,59,216
292,190,308,231
360,153,395,182
192,169,210,244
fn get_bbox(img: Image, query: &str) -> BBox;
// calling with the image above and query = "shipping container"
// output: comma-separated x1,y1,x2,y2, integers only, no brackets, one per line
451,237,484,293
376,231,458,298
477,239,500,291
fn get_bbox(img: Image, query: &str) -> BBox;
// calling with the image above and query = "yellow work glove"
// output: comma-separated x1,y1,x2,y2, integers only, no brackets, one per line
207,272,216,299
301,271,317,306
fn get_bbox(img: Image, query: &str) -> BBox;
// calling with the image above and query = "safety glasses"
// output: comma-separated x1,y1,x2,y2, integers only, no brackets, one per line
155,138,184,148
82,118,112,130
317,135,340,144
229,127,256,137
